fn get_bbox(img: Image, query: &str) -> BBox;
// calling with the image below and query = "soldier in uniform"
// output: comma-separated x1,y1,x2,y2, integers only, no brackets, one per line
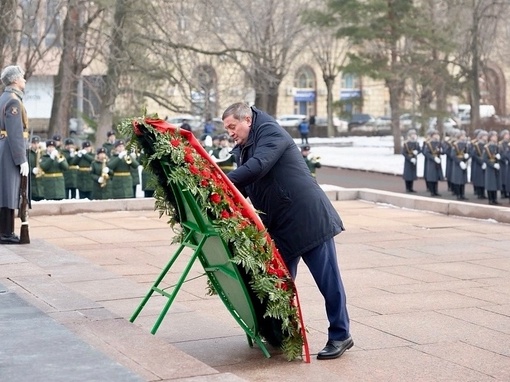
129,148,141,197
301,144,321,177
449,130,470,200
443,130,457,194
470,130,488,199
102,130,116,157
402,129,420,193
62,138,78,199
0,65,29,244
422,130,444,196
483,131,501,205
498,129,509,199
211,134,237,174
28,136,45,201
52,134,63,152
39,139,69,200
73,140,95,199
108,139,140,199
90,147,113,200
140,150,156,197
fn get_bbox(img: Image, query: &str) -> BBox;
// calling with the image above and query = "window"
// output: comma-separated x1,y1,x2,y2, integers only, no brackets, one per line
294,66,315,89
341,73,360,89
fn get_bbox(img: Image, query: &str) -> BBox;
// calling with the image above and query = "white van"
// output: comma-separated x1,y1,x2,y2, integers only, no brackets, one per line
457,104,496,119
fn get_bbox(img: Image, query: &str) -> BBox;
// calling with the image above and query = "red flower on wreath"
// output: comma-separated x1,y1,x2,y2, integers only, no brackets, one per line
210,193,222,204
200,179,209,187
189,165,200,175
220,210,230,219
201,169,212,179
170,139,180,147
184,153,194,164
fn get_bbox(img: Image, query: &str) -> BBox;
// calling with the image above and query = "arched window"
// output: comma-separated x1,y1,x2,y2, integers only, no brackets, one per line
341,73,360,89
293,66,316,116
294,66,316,89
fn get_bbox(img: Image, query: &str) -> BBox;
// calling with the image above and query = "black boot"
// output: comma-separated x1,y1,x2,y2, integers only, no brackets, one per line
458,185,468,200
433,182,441,197
0,208,19,244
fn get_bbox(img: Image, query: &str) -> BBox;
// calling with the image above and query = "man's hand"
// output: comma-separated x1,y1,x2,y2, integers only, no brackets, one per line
19,162,29,176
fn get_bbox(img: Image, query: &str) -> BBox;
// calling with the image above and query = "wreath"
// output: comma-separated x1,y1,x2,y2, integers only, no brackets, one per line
118,114,308,361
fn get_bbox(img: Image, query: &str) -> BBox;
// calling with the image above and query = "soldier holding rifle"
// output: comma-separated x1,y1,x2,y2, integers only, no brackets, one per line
0,65,29,244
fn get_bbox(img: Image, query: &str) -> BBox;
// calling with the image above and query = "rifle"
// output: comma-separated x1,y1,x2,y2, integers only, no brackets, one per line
18,175,30,244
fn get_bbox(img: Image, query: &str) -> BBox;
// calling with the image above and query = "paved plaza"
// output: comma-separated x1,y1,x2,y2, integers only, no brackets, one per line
1,191,510,381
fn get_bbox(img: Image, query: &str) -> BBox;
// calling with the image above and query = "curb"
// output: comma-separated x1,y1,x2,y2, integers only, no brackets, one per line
30,188,510,225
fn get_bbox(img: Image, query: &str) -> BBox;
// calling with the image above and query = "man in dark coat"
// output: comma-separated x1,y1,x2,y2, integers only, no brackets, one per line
402,129,420,193
223,102,352,360
0,65,29,244
449,130,470,200
422,130,444,197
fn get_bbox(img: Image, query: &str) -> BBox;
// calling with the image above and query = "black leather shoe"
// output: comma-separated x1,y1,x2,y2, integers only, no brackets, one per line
0,233,20,244
317,336,354,360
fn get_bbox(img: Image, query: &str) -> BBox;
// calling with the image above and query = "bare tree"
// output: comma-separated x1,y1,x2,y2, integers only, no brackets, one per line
447,0,509,131
0,0,64,81
195,0,311,116
48,0,106,138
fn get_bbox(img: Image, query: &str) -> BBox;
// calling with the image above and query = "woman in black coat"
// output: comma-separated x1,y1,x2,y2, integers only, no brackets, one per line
223,102,352,360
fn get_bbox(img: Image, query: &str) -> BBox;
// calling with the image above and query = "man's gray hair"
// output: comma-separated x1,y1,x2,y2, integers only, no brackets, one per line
222,102,252,121
1,65,24,86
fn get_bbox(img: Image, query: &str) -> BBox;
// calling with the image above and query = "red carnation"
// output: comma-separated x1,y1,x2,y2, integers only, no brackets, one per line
184,153,194,164
210,193,222,204
201,169,211,178
220,210,230,219
189,165,200,175
170,139,180,147
184,146,193,155
200,179,209,187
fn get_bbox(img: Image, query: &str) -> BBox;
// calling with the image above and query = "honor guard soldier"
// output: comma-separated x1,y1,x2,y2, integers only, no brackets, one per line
140,150,156,197
102,130,116,157
29,136,45,201
129,148,141,197
442,131,456,194
108,139,140,199
483,130,501,205
0,65,29,244
422,130,444,196
450,130,470,200
90,147,113,200
39,139,69,200
73,140,95,199
52,134,63,152
470,130,488,199
402,129,420,193
498,129,510,198
301,145,321,177
62,138,79,199
211,134,237,174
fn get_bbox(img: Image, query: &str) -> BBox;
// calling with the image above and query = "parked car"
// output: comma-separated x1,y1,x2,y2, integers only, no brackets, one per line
314,116,348,133
347,113,375,131
276,114,307,127
166,115,202,131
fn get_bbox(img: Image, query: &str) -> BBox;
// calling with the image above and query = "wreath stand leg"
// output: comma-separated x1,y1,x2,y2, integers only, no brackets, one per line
130,226,271,358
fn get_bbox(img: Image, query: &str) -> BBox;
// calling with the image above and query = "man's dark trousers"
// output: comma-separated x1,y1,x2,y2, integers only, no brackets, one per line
284,237,350,341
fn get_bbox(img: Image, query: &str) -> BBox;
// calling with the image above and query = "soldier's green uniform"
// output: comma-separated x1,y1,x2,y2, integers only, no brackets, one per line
301,145,321,177
72,140,94,199
28,136,44,201
140,151,156,197
108,140,139,199
102,130,116,157
62,138,78,199
90,147,113,200
39,140,69,200
129,150,141,197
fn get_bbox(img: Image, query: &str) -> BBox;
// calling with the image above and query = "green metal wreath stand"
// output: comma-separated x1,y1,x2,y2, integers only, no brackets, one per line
130,177,271,358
